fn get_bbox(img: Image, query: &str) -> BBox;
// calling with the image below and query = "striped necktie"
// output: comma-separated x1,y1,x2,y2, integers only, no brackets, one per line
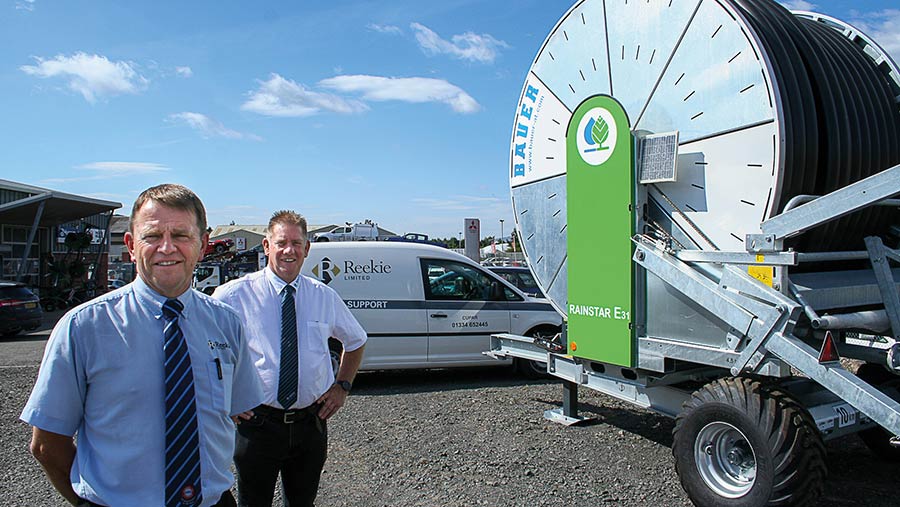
162,298,202,507
277,284,298,409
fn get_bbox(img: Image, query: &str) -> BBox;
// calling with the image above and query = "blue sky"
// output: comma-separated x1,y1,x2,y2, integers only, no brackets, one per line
2,0,898,239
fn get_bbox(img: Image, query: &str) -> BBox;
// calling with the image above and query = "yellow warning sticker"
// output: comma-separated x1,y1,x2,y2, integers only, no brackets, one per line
755,254,765,263
748,265,774,287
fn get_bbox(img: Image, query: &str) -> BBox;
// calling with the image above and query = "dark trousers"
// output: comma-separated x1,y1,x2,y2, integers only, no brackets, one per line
234,404,328,507
78,489,236,507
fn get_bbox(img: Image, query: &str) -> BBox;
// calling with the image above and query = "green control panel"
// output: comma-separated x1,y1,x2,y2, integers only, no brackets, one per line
566,95,634,367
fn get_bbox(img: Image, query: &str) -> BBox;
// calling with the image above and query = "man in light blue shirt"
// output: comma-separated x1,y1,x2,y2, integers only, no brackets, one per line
21,184,264,507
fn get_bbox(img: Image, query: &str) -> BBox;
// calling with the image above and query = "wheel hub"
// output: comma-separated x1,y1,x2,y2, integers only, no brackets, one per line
694,422,757,498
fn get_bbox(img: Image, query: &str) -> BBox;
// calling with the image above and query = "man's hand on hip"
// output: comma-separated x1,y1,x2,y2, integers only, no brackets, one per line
316,384,349,420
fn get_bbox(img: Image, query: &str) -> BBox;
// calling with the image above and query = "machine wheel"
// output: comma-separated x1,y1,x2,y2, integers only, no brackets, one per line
215,244,225,254
672,377,825,507
856,363,900,462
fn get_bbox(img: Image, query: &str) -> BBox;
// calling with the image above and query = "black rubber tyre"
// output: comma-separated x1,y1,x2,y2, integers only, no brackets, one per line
328,338,343,380
2,329,21,338
855,363,900,462
672,377,826,507
316,237,329,243
516,326,561,379
215,244,225,254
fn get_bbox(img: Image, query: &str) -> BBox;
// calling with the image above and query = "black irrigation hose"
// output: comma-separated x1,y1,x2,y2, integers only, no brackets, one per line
730,0,900,252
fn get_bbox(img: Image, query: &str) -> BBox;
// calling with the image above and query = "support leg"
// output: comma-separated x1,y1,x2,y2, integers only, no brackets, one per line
544,380,590,426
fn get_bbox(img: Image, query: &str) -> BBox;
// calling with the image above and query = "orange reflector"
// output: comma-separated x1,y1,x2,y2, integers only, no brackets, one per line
818,331,840,363
570,341,577,352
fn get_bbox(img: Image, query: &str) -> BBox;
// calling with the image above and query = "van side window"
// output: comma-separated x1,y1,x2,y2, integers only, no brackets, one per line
421,259,509,301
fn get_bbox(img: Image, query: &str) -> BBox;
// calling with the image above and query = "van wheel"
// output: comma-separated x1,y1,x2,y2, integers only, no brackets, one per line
517,326,560,379
328,338,343,380
856,363,900,462
673,377,825,507
516,357,548,379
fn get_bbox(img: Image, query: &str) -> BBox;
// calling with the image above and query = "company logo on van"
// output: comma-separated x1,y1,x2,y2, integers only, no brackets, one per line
312,257,341,284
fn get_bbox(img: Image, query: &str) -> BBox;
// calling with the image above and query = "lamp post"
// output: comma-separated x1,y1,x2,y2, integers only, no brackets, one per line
458,232,462,249
499,219,505,244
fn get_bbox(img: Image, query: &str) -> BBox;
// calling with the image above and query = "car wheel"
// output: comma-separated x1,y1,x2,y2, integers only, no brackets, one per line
328,338,343,379
516,326,560,379
2,329,21,338
215,244,225,254
673,377,825,507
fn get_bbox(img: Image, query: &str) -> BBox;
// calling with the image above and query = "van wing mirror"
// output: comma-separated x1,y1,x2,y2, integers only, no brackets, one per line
489,281,505,301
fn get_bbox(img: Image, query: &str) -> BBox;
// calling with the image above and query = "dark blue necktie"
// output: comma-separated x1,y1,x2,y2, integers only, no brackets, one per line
162,298,202,507
277,285,298,409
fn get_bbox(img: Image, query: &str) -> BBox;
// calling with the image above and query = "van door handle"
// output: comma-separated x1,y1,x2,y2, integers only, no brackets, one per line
430,313,448,318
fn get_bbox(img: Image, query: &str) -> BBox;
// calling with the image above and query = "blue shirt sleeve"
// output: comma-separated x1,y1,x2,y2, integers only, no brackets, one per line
20,312,87,436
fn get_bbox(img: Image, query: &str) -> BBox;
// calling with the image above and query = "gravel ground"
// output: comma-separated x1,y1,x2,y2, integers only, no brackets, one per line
2,333,898,506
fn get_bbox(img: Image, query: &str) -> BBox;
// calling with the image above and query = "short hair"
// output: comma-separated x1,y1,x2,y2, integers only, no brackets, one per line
267,210,308,239
130,184,207,234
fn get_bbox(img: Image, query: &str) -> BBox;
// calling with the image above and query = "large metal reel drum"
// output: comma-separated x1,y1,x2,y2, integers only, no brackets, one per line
510,0,900,315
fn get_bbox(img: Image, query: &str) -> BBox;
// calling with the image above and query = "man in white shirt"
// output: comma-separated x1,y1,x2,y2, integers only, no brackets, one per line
213,210,366,507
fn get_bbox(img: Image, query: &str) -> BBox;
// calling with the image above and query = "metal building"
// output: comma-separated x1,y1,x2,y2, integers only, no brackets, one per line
0,179,120,290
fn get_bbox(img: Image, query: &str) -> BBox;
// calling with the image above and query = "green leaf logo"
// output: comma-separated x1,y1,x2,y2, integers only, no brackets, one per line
592,116,609,147
583,116,610,153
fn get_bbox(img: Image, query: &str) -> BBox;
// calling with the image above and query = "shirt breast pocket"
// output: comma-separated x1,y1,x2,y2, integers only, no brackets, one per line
304,321,331,379
207,359,234,414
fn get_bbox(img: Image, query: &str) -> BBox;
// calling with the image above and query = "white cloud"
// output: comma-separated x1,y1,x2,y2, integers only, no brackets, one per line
15,0,35,11
41,162,169,184
412,195,505,212
20,52,148,103
410,22,509,64
850,10,900,64
168,112,261,141
241,73,369,117
368,23,402,35
175,66,193,78
318,75,480,114
779,1,816,11
76,162,170,174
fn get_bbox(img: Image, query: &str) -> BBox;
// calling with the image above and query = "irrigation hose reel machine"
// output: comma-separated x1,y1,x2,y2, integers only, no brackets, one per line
503,0,900,505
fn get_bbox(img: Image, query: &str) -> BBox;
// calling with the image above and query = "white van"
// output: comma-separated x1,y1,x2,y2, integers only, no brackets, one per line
301,242,562,376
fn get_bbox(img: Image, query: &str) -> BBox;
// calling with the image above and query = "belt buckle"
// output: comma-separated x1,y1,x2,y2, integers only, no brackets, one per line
283,410,297,424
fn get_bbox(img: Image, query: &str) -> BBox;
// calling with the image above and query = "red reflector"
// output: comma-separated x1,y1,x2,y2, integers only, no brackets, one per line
818,331,840,363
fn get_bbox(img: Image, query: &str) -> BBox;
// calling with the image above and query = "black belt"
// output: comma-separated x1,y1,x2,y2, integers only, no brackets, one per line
78,489,235,507
254,403,320,424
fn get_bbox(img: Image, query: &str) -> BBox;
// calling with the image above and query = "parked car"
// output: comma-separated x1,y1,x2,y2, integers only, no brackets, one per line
0,281,43,337
204,238,234,256
303,242,561,377
107,279,127,291
386,233,448,248
488,266,544,298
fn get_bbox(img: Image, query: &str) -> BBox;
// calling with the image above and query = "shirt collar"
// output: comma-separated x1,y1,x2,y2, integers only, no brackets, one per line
265,267,301,294
132,275,195,319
